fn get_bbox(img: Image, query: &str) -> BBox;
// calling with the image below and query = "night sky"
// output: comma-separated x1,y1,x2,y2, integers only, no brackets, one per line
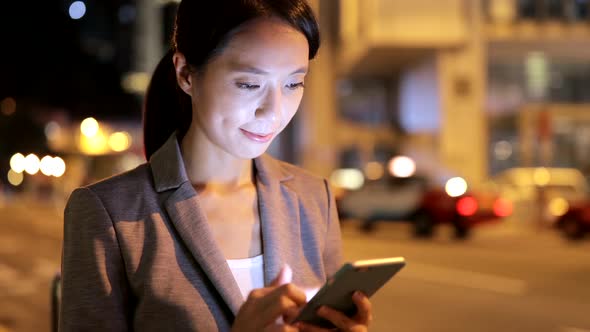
0,0,148,182
0,0,141,121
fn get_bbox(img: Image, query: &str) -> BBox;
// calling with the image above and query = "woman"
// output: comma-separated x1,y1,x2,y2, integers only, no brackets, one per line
59,0,372,331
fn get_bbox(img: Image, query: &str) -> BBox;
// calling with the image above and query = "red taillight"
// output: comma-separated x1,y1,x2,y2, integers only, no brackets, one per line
493,198,513,217
456,196,478,216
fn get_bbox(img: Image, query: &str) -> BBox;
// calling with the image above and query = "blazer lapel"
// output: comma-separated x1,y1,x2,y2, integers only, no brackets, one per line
164,184,244,315
150,133,244,316
254,155,301,285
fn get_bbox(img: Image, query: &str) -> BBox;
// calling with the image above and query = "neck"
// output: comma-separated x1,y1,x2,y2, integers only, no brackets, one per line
180,126,254,192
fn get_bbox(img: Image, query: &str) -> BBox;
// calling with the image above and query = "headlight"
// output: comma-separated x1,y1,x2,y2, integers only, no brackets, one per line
388,156,416,178
445,177,468,197
548,197,569,217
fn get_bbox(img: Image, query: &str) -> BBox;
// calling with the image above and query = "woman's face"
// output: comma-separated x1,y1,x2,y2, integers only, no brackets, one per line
188,18,310,159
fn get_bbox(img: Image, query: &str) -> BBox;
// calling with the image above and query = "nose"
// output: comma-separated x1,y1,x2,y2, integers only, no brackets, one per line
255,87,281,125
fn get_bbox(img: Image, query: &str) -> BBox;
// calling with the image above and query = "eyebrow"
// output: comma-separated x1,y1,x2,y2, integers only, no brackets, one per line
228,62,308,75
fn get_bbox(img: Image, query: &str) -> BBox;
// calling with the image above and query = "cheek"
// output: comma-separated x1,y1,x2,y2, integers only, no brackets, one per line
281,93,303,123
201,94,255,127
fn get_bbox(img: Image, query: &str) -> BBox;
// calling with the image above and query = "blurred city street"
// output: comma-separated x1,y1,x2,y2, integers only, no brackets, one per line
342,220,590,332
3,0,590,331
1,197,590,332
0,197,62,332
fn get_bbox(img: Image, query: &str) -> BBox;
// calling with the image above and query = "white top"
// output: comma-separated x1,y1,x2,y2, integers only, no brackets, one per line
226,254,265,300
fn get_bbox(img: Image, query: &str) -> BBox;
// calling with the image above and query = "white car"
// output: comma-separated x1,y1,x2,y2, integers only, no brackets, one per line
489,167,589,225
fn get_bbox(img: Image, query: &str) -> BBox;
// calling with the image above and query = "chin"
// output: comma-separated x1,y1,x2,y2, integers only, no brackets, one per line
232,143,271,160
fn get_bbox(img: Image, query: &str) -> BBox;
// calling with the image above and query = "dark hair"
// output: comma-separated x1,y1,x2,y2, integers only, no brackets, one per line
143,0,320,160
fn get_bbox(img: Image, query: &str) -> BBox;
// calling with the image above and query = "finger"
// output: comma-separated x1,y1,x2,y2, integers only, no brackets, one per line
245,286,274,303
296,322,332,332
258,285,306,326
352,291,372,325
272,283,307,307
317,306,355,330
264,324,300,332
270,264,293,287
259,297,298,327
282,306,301,324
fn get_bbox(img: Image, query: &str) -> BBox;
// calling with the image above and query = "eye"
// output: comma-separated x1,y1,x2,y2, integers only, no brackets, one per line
286,82,305,90
236,83,260,90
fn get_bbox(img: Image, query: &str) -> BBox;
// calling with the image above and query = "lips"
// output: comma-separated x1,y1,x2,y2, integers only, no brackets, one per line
240,129,274,143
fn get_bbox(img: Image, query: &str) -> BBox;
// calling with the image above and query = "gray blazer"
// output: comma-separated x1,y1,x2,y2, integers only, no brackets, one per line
59,133,342,332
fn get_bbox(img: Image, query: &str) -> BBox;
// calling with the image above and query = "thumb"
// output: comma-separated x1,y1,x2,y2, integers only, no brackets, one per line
270,264,293,287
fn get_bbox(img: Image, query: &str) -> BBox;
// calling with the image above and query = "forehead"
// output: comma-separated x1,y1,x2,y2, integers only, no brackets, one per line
214,18,310,72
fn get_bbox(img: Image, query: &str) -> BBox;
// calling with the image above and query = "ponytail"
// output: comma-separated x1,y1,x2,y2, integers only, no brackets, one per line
142,50,192,160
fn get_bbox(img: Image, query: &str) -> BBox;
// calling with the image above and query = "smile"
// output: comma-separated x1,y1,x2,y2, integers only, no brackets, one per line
240,129,274,143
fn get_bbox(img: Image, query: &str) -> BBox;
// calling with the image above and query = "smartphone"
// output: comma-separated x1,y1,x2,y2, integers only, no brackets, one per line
291,257,406,328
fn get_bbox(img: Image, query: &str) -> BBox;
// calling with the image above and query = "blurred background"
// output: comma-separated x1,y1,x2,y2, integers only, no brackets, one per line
1,0,590,331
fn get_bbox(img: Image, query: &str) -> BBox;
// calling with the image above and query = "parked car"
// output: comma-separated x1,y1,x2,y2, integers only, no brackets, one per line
336,174,511,239
554,201,590,239
489,167,589,226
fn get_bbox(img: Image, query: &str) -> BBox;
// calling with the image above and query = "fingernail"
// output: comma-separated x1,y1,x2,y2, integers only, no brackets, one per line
354,291,362,299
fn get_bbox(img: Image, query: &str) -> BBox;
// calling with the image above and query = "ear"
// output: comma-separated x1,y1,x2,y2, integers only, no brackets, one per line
172,52,193,96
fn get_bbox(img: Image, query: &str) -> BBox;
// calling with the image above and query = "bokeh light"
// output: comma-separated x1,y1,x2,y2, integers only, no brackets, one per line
445,177,468,197
108,131,132,152
1,97,16,116
52,157,66,177
24,154,40,175
69,1,87,20
548,197,569,217
10,153,26,173
493,198,513,217
7,170,24,186
330,169,365,190
40,156,55,176
533,168,551,186
494,141,513,161
79,130,108,155
45,121,61,141
388,156,416,178
457,196,478,217
80,117,99,137
121,72,151,94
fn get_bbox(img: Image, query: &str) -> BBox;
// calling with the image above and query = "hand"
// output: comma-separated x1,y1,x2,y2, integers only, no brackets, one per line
231,265,307,332
297,291,372,332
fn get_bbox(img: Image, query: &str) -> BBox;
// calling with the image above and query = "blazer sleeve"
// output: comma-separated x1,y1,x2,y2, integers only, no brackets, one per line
60,187,132,332
323,179,343,277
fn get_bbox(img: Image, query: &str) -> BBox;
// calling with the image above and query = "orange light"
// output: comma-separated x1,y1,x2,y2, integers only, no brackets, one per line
493,198,513,217
456,196,478,217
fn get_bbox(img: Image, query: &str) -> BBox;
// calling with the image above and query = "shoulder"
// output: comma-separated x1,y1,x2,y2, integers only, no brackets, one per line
84,163,154,198
67,163,157,221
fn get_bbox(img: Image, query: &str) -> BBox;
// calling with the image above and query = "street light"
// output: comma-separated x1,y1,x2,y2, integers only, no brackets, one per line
80,117,99,137
24,154,40,175
7,170,23,186
40,156,55,176
52,157,66,177
10,153,25,173
108,131,132,152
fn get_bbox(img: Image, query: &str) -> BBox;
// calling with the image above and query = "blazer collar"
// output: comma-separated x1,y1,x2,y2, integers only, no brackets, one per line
149,132,190,192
